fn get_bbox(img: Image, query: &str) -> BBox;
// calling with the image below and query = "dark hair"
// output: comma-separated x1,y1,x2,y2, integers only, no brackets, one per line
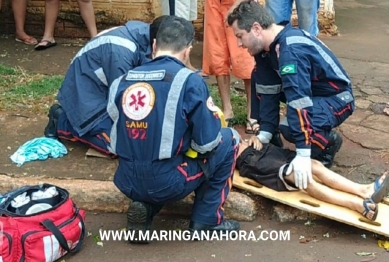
227,0,274,32
155,16,195,53
149,15,170,48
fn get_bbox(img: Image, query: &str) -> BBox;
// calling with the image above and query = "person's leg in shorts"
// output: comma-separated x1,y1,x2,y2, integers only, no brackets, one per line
203,0,256,127
236,140,297,191
226,12,255,132
203,0,234,120
237,140,389,221
284,160,389,221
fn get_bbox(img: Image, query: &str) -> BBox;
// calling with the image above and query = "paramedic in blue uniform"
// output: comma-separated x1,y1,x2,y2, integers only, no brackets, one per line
227,1,355,190
107,15,241,243
43,16,168,156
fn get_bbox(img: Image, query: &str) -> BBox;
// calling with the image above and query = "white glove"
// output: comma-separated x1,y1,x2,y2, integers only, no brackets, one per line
256,131,273,144
286,149,312,190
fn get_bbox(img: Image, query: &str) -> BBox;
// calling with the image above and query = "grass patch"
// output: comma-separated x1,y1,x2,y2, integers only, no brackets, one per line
0,63,251,123
208,84,249,126
208,83,287,127
0,64,64,113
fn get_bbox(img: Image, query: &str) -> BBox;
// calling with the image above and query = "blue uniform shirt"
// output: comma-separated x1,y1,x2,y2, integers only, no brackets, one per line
254,23,353,150
58,21,151,137
107,56,222,163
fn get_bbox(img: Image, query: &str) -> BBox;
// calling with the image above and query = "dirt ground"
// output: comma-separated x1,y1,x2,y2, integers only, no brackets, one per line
1,0,389,261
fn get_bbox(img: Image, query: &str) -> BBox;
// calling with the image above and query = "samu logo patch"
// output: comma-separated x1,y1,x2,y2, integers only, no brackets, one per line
280,63,297,75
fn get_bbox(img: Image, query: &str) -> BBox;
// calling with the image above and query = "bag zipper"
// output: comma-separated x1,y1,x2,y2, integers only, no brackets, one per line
19,208,80,262
0,231,13,256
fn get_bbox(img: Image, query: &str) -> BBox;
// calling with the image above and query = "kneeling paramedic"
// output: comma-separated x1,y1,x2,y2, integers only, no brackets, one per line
44,16,167,156
107,16,241,243
227,1,355,189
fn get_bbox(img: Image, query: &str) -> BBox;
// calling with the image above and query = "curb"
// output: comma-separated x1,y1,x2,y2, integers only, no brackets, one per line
0,175,258,222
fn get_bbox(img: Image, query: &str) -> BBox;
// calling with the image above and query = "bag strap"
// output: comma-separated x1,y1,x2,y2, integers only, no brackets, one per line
41,213,85,254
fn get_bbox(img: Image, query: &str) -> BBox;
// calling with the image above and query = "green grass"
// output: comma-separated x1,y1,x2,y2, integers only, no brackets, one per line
0,64,250,124
208,84,249,126
208,83,287,127
0,64,64,113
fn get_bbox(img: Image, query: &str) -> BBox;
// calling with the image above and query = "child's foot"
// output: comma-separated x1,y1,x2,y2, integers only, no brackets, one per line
359,198,378,221
363,171,389,202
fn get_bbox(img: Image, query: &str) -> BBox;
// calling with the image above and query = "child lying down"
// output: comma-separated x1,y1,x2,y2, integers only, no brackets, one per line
235,138,389,221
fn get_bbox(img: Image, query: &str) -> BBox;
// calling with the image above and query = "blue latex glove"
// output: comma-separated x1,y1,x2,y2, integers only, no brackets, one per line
10,137,68,167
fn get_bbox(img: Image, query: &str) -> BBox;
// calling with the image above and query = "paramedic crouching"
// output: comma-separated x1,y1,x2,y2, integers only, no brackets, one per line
107,16,241,243
44,16,167,156
227,1,355,189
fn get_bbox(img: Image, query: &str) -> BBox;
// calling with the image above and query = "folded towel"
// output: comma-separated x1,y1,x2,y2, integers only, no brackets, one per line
10,137,68,167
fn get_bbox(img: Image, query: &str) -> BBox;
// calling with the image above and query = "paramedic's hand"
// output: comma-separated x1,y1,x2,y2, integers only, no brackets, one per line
286,149,312,190
248,136,263,151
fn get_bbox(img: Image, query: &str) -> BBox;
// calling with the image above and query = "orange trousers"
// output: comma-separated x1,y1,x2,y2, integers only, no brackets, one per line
202,0,255,79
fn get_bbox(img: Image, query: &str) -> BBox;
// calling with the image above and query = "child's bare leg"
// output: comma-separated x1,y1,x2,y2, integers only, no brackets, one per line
284,173,377,220
311,160,387,200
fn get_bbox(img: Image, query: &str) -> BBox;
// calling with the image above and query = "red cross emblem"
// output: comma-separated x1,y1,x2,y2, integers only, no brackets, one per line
129,91,146,111
122,83,155,121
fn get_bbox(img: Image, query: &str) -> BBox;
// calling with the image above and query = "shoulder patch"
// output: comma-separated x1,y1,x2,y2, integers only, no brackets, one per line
206,96,220,112
280,63,297,75
122,82,155,120
125,70,166,81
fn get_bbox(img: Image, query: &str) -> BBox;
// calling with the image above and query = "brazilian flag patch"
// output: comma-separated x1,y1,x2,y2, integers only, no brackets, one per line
280,64,296,75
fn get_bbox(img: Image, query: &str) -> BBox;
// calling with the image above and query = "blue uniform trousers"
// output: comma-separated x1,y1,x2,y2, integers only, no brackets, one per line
250,68,286,122
279,95,354,158
250,68,261,121
113,128,240,226
57,112,114,156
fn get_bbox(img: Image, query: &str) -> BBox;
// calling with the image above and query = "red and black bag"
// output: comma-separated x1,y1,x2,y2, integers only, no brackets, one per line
0,183,86,262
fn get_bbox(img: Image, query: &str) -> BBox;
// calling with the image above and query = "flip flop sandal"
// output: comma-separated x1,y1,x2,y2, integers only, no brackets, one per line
35,40,57,51
362,198,378,221
371,173,389,203
245,119,259,134
15,36,38,45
